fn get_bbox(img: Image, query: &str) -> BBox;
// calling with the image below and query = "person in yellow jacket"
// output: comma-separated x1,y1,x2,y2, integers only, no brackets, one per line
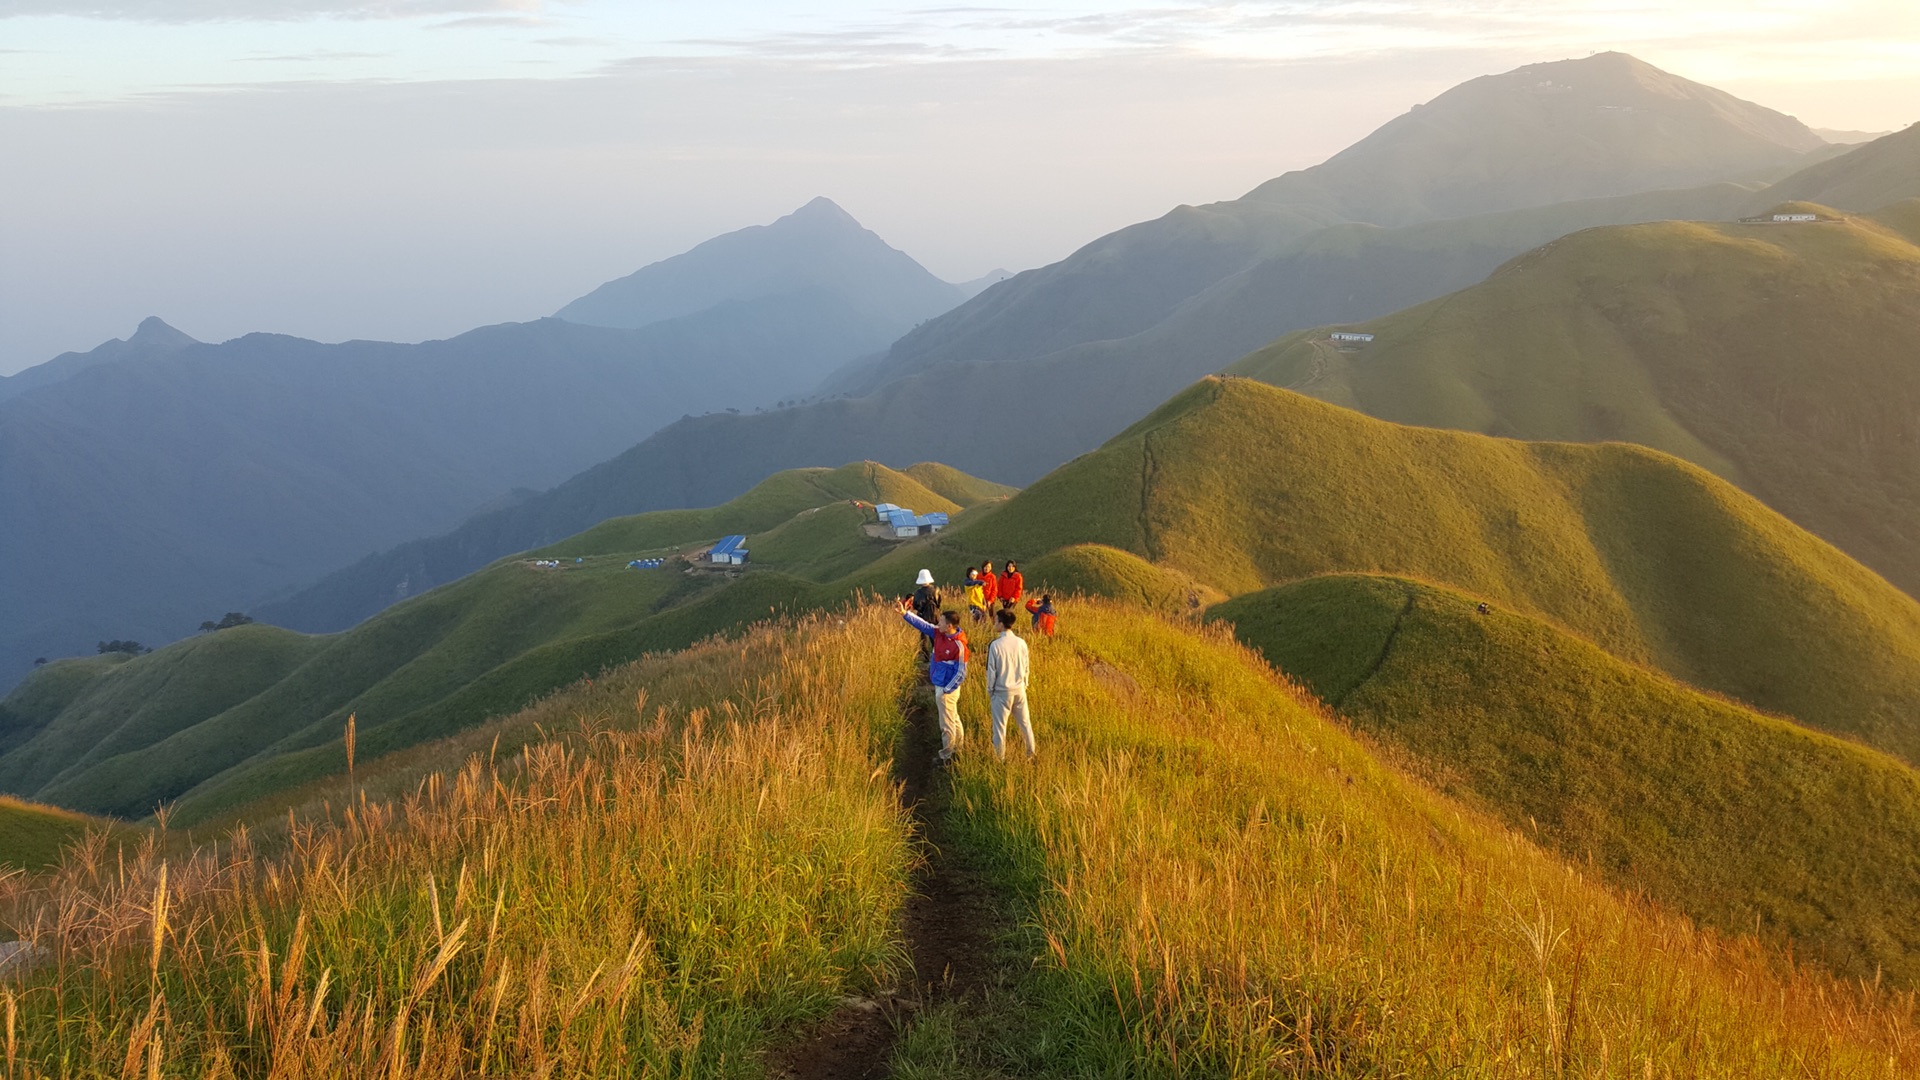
963,567,988,622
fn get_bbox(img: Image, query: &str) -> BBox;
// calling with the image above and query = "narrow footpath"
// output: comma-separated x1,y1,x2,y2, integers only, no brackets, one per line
772,692,999,1079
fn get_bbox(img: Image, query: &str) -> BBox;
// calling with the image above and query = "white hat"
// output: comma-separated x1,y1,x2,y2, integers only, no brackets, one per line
915,569,934,585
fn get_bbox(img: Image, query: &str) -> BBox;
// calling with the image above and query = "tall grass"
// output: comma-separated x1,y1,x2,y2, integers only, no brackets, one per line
0,607,914,1078
919,599,1920,1077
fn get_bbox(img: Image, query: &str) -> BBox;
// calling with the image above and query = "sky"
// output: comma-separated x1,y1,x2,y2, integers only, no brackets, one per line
2,2,1917,374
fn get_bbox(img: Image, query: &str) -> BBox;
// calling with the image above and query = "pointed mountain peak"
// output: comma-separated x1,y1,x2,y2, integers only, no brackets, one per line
128,316,198,349
778,196,863,230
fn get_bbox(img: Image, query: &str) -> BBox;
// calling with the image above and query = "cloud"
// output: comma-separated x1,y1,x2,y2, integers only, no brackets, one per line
0,0,545,21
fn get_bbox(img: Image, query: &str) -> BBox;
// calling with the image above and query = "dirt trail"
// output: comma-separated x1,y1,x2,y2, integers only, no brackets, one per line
771,691,998,1079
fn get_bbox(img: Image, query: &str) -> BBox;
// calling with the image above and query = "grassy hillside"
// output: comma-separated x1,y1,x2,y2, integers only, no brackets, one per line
943,377,1920,763
5,598,1915,1075
0,462,994,825
898,601,1916,1075
1231,205,1920,596
1213,573,1920,986
0,624,322,799
0,796,105,871
0,607,916,1076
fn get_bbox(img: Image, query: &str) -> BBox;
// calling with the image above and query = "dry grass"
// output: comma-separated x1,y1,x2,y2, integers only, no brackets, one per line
919,599,1920,1077
0,607,915,1079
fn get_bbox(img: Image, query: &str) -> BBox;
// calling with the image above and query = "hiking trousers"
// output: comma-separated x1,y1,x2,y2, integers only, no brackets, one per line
933,685,965,760
990,688,1036,760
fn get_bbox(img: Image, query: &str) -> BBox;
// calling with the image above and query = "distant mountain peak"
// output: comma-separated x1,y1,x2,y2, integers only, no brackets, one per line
781,196,862,229
1240,52,1824,225
553,197,962,333
128,316,198,349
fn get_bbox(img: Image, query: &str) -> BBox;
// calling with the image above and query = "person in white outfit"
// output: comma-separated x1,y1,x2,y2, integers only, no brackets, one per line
985,608,1036,760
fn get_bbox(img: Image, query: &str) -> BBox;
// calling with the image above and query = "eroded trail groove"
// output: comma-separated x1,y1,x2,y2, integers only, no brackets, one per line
772,691,999,1079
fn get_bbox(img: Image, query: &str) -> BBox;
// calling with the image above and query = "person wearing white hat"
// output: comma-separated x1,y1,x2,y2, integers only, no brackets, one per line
910,569,941,661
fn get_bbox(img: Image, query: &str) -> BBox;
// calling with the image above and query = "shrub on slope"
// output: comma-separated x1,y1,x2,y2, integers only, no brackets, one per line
952,376,1920,763
1213,573,1920,987
901,601,1916,1076
1230,205,1920,597
0,607,913,1077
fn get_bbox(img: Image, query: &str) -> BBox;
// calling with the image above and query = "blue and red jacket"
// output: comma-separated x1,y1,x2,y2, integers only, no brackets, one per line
903,612,970,692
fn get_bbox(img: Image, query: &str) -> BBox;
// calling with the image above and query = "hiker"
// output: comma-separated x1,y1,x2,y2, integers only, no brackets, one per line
910,569,941,659
979,559,999,613
1025,594,1057,636
898,600,970,764
986,609,1036,760
964,567,989,622
997,561,1024,610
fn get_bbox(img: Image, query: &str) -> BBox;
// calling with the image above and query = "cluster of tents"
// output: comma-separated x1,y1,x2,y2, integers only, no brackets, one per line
626,558,667,570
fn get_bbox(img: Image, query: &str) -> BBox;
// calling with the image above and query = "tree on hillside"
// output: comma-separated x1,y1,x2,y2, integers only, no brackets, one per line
97,640,148,655
199,612,255,633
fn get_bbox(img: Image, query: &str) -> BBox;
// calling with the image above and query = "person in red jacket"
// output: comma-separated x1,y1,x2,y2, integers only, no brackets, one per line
979,559,999,613
997,561,1024,610
1025,594,1056,636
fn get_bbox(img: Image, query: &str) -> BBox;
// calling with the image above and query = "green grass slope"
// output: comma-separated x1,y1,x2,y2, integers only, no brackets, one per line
905,600,1916,1074
1229,205,1920,596
0,624,321,799
0,795,106,871
0,654,130,754
945,377,1920,763
0,462,999,825
1213,574,1920,986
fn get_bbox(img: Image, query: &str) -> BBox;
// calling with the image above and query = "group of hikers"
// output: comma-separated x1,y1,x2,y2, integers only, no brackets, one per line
897,562,1056,766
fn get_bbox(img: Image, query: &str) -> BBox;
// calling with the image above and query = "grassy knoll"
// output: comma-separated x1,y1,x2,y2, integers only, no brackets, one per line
945,377,1920,764
0,654,129,754
0,624,321,800
0,462,990,825
890,600,1918,1077
0,796,106,871
1229,204,1920,597
0,606,915,1077
1214,573,1920,987
540,460,967,559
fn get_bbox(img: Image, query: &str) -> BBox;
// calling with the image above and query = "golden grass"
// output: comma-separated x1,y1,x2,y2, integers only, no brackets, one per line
922,600,1920,1077
0,607,915,1078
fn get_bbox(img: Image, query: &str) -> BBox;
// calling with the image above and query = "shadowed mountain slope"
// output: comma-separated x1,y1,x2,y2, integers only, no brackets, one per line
1215,573,1920,987
1230,202,1920,595
1765,123,1920,212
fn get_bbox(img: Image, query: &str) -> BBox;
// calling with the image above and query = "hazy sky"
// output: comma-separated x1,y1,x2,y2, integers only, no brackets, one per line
3,2,1916,374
